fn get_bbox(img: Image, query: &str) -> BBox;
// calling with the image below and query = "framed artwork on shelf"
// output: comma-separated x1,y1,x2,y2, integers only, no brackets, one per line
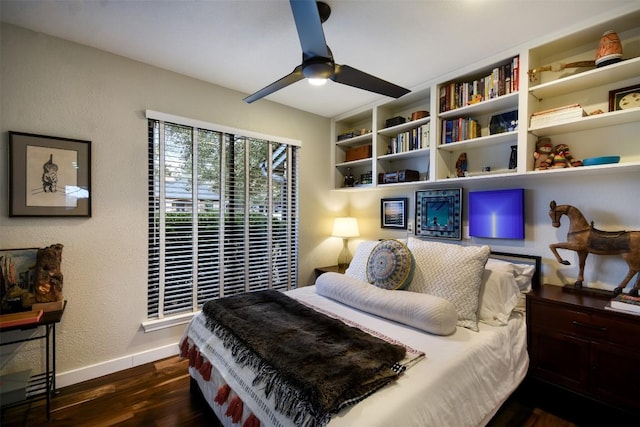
415,188,462,240
9,132,91,217
381,197,408,229
608,83,640,112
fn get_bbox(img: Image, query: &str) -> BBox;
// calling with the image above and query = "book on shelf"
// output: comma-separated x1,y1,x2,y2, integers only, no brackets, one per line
388,124,430,154
530,104,586,127
531,103,583,117
439,55,519,113
441,117,481,144
609,293,640,314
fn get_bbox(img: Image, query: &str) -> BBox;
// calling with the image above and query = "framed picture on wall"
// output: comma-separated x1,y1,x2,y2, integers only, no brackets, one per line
415,188,462,240
9,132,92,217
381,197,408,229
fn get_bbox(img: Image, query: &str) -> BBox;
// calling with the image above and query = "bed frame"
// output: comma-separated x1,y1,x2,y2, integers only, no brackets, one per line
490,251,542,289
188,250,542,426
190,377,221,425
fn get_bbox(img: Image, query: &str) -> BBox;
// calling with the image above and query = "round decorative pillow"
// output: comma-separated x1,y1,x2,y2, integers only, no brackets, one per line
366,239,414,290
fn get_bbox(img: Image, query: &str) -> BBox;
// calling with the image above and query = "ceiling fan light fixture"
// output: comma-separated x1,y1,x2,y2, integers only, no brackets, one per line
307,77,328,86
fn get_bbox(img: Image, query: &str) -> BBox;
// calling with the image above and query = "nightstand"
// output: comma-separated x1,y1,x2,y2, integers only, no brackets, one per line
314,265,345,280
526,285,640,412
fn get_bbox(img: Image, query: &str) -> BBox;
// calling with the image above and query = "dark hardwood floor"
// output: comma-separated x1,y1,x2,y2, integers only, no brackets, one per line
1,355,635,426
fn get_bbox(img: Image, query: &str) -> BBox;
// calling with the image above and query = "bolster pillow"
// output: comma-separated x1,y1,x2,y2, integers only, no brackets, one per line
316,272,458,336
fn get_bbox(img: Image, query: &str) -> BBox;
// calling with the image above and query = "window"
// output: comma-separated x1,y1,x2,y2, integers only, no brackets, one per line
146,111,299,322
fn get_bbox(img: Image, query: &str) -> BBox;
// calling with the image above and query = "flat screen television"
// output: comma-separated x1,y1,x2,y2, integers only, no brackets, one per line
469,188,524,239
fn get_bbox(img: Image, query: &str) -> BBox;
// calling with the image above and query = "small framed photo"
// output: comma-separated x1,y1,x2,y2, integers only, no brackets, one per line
9,132,91,217
381,197,408,229
415,188,462,240
608,84,640,112
0,247,39,312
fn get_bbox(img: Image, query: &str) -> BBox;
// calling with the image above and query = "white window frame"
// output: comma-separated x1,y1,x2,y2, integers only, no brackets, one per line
142,111,300,332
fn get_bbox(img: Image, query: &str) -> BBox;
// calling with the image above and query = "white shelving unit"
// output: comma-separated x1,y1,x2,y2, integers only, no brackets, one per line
331,7,640,190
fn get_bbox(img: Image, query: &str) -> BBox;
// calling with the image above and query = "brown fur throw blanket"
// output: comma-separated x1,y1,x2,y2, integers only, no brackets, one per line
202,289,408,427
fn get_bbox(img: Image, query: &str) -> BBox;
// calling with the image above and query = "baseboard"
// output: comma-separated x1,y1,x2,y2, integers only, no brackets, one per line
56,342,180,388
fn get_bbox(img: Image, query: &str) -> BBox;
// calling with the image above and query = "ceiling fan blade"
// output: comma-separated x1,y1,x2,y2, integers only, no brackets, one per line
243,66,305,103
290,0,331,60
333,64,410,98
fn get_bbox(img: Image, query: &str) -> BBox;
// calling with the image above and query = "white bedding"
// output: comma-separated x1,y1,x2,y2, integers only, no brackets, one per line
184,284,528,427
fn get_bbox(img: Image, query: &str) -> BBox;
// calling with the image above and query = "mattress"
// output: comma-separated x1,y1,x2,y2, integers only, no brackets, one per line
184,284,529,427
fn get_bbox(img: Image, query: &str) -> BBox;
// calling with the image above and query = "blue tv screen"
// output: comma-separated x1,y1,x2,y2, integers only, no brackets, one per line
469,188,524,239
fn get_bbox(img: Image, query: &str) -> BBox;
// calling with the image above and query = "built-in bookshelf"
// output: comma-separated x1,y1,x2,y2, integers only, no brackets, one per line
331,7,640,190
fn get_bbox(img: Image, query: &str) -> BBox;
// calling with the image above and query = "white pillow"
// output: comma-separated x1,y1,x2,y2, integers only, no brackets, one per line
485,258,536,292
407,237,490,332
477,269,520,326
344,240,379,282
316,272,458,336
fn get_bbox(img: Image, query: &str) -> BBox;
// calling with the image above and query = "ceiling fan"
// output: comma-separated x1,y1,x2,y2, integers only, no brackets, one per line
243,0,411,103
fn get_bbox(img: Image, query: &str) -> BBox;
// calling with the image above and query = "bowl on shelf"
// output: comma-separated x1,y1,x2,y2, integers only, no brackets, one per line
582,156,620,166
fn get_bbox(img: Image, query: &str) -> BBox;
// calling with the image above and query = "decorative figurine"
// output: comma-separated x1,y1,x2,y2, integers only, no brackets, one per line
343,168,355,187
548,201,640,296
544,143,582,168
533,138,553,170
508,145,518,169
455,152,468,177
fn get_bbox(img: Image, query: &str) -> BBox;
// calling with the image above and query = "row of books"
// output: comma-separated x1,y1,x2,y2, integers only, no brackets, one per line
529,103,587,128
387,124,430,154
441,117,481,144
439,55,519,113
606,293,640,315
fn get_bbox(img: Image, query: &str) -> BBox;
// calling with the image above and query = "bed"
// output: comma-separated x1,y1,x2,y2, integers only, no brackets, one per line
181,238,541,427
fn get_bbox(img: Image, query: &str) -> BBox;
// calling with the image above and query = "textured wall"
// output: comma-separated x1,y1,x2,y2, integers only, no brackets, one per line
0,23,342,382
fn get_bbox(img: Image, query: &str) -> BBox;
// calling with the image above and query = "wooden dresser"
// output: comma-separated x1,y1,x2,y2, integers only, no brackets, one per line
526,285,640,412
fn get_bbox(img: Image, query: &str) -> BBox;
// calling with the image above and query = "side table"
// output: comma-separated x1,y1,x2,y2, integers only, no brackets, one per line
1,300,67,420
314,265,345,280
527,286,640,413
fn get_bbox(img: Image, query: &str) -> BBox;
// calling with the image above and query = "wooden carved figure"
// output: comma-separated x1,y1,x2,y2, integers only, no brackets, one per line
35,243,64,302
548,201,640,296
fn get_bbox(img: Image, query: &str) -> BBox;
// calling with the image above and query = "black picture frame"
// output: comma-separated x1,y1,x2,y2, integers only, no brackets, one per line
608,83,640,112
9,132,92,217
415,188,462,240
381,197,408,229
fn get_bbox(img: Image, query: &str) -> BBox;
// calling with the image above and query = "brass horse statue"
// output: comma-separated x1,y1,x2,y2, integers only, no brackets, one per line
549,201,640,296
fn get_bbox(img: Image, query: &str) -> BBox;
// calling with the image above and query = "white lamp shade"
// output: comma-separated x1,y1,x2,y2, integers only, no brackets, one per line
332,217,360,238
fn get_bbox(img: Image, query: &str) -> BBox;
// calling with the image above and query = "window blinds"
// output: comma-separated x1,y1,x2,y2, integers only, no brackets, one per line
147,114,299,320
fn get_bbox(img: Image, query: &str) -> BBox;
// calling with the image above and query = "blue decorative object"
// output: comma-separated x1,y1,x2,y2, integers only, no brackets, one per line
582,156,620,166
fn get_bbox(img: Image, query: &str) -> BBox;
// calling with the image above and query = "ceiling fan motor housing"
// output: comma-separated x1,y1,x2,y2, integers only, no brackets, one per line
302,57,334,79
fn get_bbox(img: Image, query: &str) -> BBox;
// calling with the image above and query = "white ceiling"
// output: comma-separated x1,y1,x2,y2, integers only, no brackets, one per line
2,0,639,118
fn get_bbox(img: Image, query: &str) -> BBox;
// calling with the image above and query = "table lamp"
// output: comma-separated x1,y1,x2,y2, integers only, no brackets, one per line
332,217,360,271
